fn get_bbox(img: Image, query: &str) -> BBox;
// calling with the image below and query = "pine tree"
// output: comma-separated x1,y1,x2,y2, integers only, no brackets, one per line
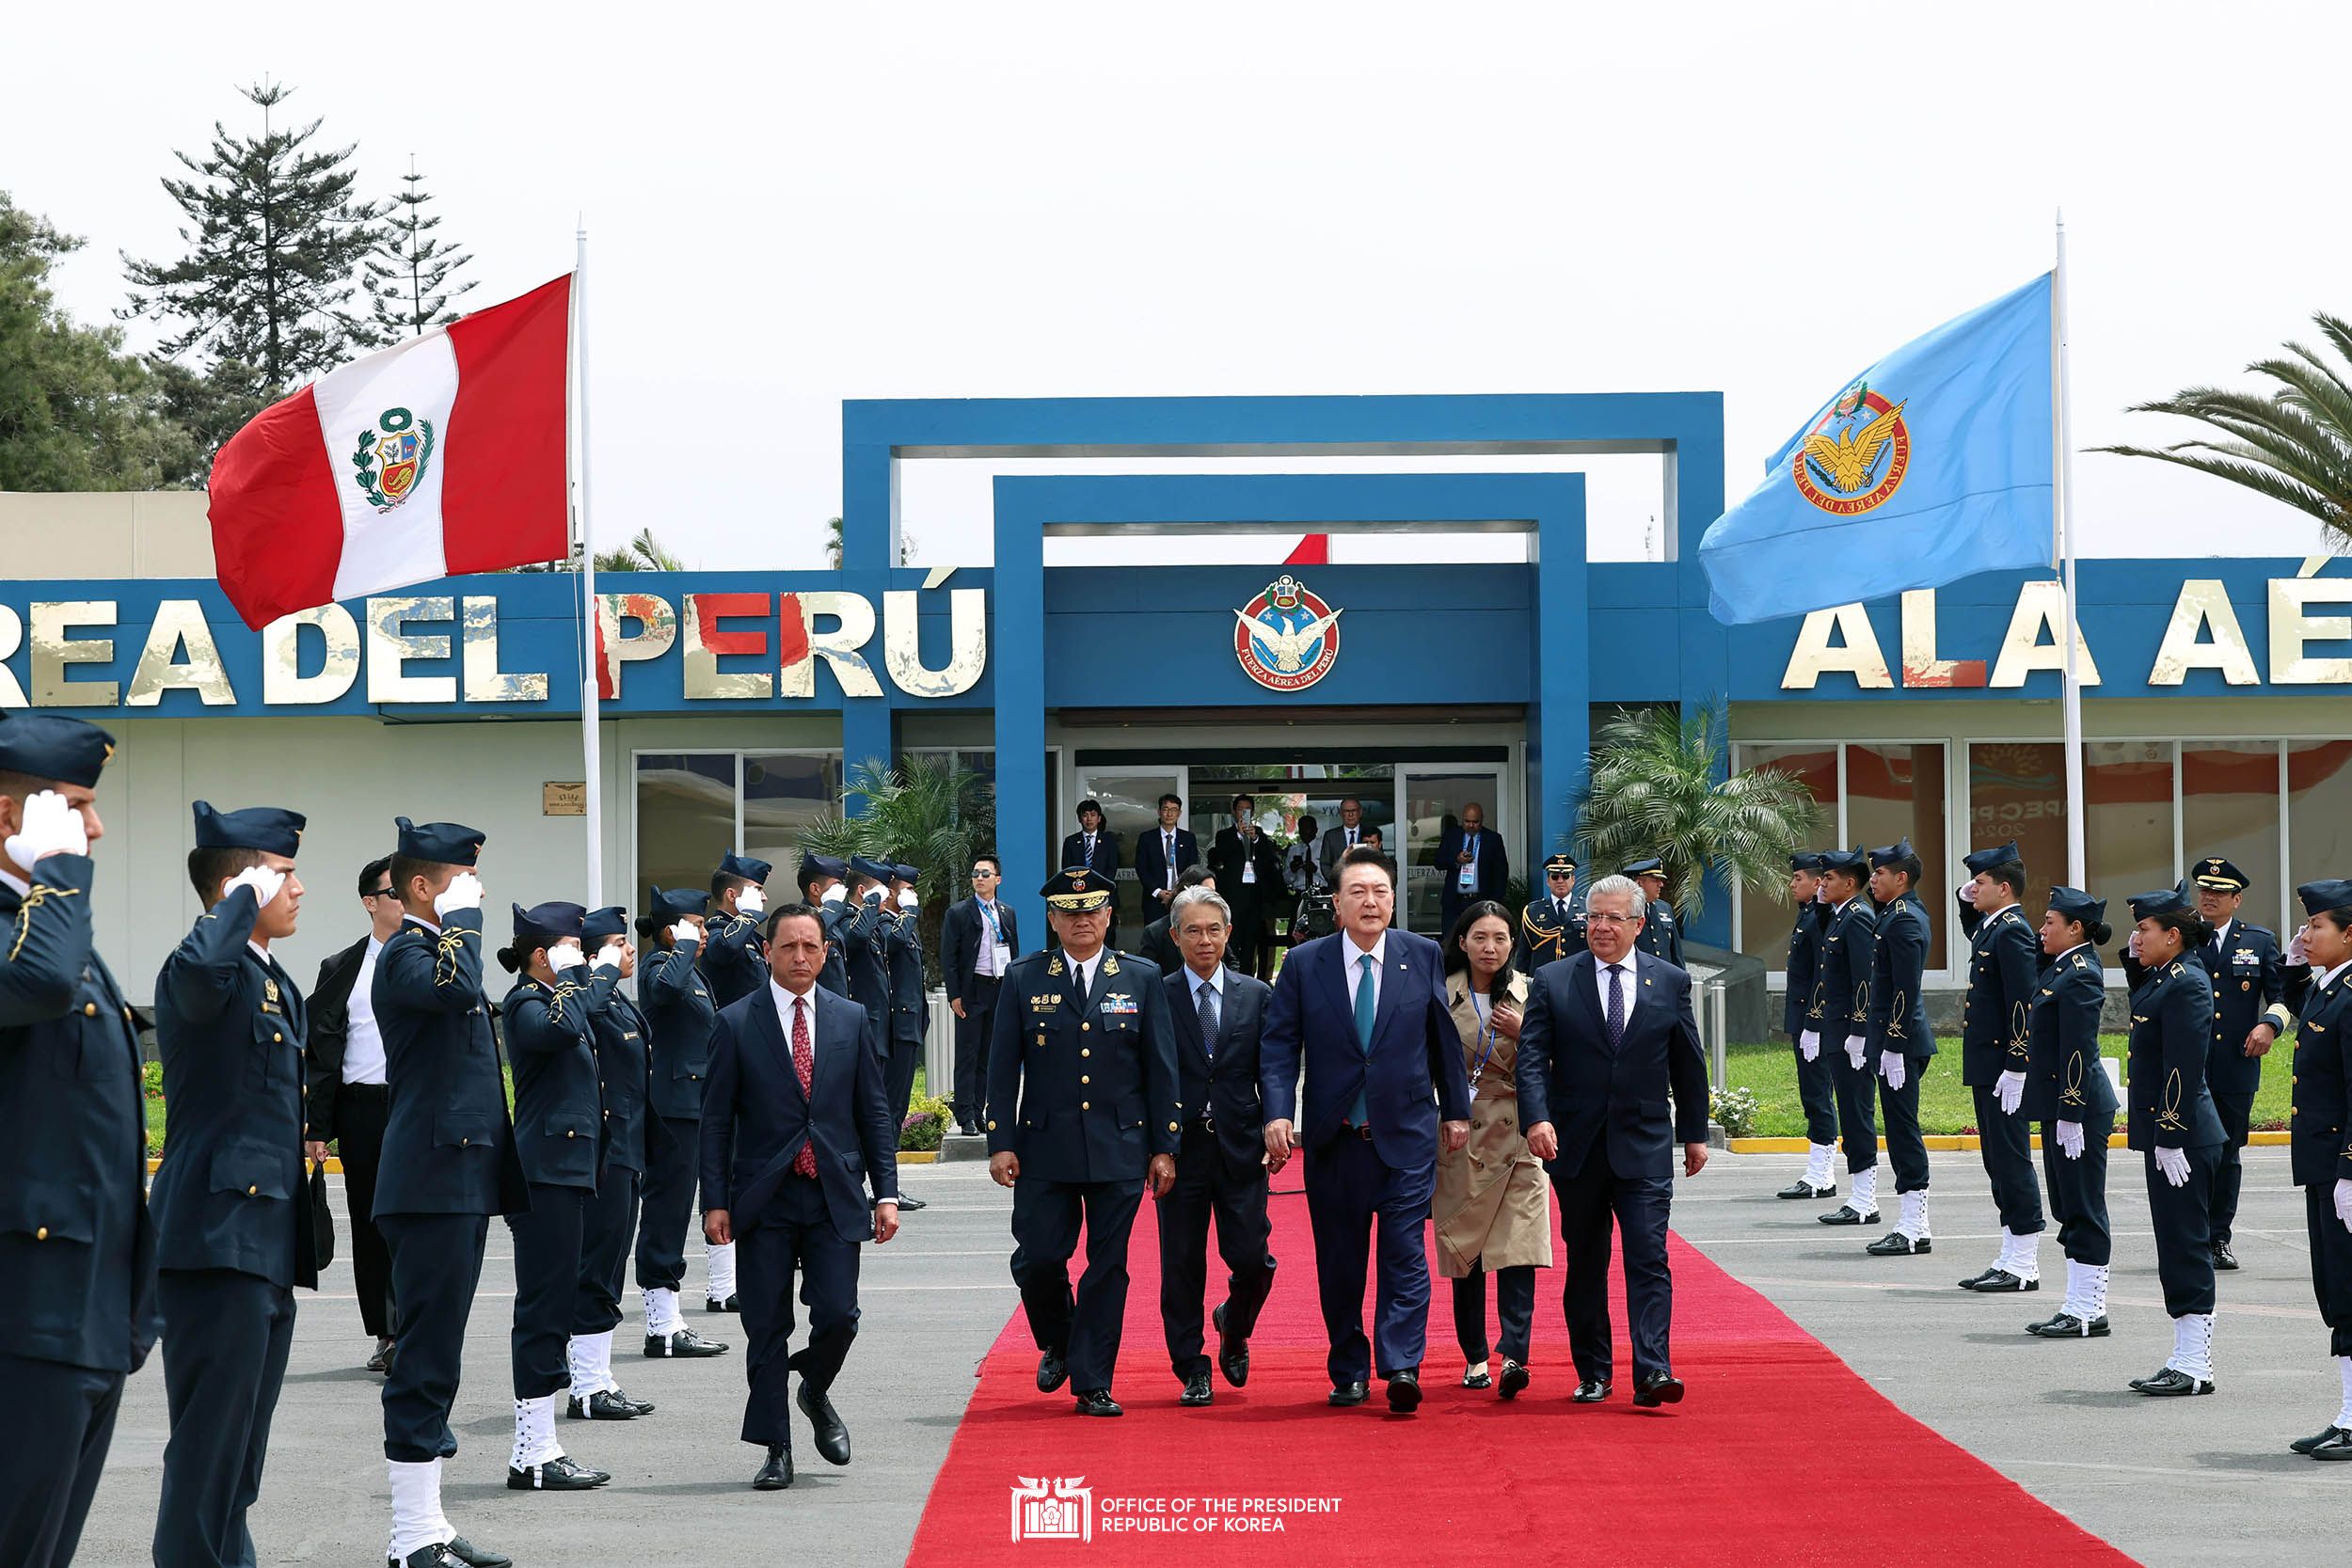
366,155,474,341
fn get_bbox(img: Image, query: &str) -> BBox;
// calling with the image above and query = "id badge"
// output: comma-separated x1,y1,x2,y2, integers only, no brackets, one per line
1457,863,1477,893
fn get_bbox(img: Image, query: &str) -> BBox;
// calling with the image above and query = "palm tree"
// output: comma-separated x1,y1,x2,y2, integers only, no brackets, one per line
1568,705,1824,918
797,754,993,983
824,515,844,569
593,527,685,573
2095,312,2352,542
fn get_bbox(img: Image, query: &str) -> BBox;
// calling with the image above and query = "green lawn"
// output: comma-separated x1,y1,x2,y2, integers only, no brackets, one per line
1719,1037,2293,1139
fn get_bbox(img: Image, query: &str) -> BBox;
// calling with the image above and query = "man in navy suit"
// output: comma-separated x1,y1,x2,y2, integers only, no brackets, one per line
1132,794,1200,931
1059,800,1123,946
943,855,1021,1137
1262,845,1471,1414
1437,801,1510,939
701,905,900,1492
1518,874,1710,1408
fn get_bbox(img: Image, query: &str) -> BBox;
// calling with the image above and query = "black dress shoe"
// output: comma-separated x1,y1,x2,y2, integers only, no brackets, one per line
1572,1379,1612,1403
1778,1179,1836,1199
1866,1230,1931,1256
706,1294,740,1313
2129,1366,2215,1397
644,1327,729,1358
443,1539,512,1568
798,1381,851,1465
2293,1425,2352,1458
1036,1349,1070,1392
753,1446,793,1490
895,1196,928,1212
1328,1380,1370,1406
567,1389,647,1420
2025,1310,2109,1338
1213,1301,1250,1387
367,1338,395,1374
1632,1371,1685,1408
606,1386,655,1416
1499,1360,1531,1401
392,1547,463,1568
1957,1267,2036,1292
1179,1370,1213,1406
1461,1366,1492,1389
1385,1370,1422,1414
1818,1203,1879,1226
1073,1388,1124,1417
507,1454,609,1490
2213,1241,2240,1271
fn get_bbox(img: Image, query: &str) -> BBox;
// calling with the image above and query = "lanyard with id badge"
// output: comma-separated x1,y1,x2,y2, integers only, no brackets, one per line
1457,829,1480,894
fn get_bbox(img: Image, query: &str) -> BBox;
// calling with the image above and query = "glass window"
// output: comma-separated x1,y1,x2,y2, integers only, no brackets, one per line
1399,769,1503,937
2184,742,2284,936
1968,742,2067,894
1075,771,1182,930
2289,741,2352,915
635,753,736,911
1848,742,1947,961
742,752,842,904
2086,740,2175,905
1735,743,1839,961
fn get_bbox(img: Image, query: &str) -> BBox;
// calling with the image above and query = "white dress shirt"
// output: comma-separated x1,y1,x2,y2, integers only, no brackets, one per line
1592,953,1638,1024
973,898,1009,977
1160,830,1180,889
1065,948,1103,1000
2318,957,2352,995
770,977,820,1049
1342,929,1387,1015
343,936,389,1085
1186,964,1223,1045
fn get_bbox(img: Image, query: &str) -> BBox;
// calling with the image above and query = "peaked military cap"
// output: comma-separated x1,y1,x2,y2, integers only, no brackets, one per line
718,852,772,885
850,854,896,884
2046,885,2105,927
1042,866,1115,911
510,900,586,945
2191,856,2249,893
0,712,115,789
1963,841,2022,876
647,885,709,921
581,905,629,944
394,816,484,865
2297,879,2352,918
1820,847,1867,875
1788,851,1830,873
1622,857,1664,877
2127,888,2190,922
1544,852,1578,874
800,852,848,882
192,800,305,857
1867,838,1916,869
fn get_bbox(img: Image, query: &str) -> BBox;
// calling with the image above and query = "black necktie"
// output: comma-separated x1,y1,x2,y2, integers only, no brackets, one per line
1072,958,1089,1012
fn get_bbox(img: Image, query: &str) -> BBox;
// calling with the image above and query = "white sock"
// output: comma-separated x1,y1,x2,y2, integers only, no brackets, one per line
566,1336,599,1403
1804,1143,1836,1188
2006,1227,2041,1281
2167,1312,2215,1381
644,1285,680,1338
511,1395,564,1469
2335,1356,2352,1429
388,1458,453,1560
1899,1189,1930,1241
1851,1166,1879,1214
707,1241,737,1300
594,1328,619,1395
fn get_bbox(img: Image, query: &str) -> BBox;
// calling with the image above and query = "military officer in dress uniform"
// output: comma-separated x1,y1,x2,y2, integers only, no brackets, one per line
1621,858,1683,967
633,887,728,1358
986,868,1180,1418
372,816,526,1568
1862,840,1936,1258
2184,857,2285,1272
1955,842,2047,1293
703,853,773,1009
0,717,153,1568
1776,852,1839,1200
1518,851,1587,971
1810,848,1883,1228
2025,888,2121,1338
151,801,321,1568
2280,880,2352,1458
565,906,657,1421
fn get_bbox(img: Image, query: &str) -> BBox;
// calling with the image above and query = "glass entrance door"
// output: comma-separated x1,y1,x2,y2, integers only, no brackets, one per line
1396,767,1506,937
1073,767,1187,935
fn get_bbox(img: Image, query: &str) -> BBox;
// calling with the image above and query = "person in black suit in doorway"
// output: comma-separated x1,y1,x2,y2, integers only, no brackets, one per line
1210,796,1283,983
1133,794,1200,932
1059,800,1123,948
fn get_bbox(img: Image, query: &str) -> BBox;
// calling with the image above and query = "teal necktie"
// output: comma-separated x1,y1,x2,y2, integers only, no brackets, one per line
1351,950,1376,1125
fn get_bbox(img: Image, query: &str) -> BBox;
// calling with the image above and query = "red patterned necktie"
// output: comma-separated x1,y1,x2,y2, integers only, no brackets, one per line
791,997,818,1177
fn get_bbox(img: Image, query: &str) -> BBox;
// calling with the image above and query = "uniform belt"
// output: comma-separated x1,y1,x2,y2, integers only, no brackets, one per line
1186,1115,1216,1134
340,1081,390,1099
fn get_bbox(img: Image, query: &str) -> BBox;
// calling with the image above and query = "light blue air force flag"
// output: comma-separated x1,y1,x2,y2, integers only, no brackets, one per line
1698,274,2054,626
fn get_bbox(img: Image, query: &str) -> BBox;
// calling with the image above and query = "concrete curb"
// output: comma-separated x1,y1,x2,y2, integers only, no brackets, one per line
1726,1130,2293,1154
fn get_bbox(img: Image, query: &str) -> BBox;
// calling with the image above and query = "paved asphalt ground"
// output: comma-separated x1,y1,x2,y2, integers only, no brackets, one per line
77,1146,2346,1565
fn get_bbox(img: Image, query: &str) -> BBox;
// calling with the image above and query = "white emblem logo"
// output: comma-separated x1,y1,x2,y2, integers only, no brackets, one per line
1011,1475,1093,1543
1234,574,1342,691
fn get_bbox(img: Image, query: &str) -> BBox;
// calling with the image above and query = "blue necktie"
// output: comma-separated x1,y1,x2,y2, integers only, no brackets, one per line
1607,962,1627,1047
1198,979,1218,1062
1351,951,1376,1124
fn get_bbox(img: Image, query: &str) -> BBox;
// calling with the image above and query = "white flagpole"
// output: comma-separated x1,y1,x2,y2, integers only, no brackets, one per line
573,225,605,905
2054,214,2087,887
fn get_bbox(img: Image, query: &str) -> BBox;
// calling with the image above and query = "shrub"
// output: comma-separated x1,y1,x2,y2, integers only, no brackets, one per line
900,1092,954,1151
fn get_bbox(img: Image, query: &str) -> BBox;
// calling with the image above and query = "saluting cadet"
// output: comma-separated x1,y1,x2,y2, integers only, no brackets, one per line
632,888,729,1358
987,867,1181,1418
2024,889,2120,1339
2183,857,2285,1273
796,853,850,997
2281,880,2352,1459
1811,848,1883,1227
1862,840,1935,1257
372,817,526,1568
495,902,614,1494
1518,851,1587,971
1776,852,1838,1201
0,717,151,1568
1955,843,2047,1293
1621,858,1683,967
883,862,930,1150
702,853,772,1010
838,856,897,1058
151,802,321,1568
2122,889,2229,1397
565,905,660,1421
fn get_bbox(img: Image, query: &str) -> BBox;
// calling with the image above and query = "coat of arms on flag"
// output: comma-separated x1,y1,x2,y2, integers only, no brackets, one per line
351,406,437,512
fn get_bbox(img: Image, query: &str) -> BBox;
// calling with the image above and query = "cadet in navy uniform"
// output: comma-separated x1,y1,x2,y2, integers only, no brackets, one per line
1775,852,1838,1201
1955,843,2047,1292
837,856,897,1058
2122,889,2229,1397
1622,858,1683,967
2280,880,2352,1458
1518,851,1588,972
0,717,153,1568
632,887,729,1357
702,852,772,1010
2184,857,2285,1272
1858,840,1935,1257
882,862,930,1141
372,817,526,1568
2024,889,2121,1339
495,902,615,1493
987,868,1180,1418
565,905,657,1421
1810,849,1883,1227
794,854,850,997
150,801,321,1568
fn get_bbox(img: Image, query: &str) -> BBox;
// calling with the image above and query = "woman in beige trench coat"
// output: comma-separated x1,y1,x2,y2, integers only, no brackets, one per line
1436,900,1554,1399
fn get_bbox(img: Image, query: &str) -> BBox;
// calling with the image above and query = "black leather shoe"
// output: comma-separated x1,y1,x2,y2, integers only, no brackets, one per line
1778,1179,1836,1199
1179,1370,1213,1406
1328,1380,1369,1406
1572,1379,1612,1403
1632,1371,1685,1408
706,1294,739,1313
2213,1241,2240,1271
2129,1366,2215,1397
1499,1360,1531,1401
606,1386,655,1416
441,1540,511,1568
1461,1366,1492,1389
1818,1204,1879,1226
644,1327,729,1358
1213,1301,1250,1387
753,1446,793,1490
567,1389,647,1420
1867,1231,1931,1256
392,1547,463,1568
367,1338,395,1374
1073,1388,1123,1417
2026,1310,2109,1338
507,1454,609,1490
894,1196,928,1212
1957,1267,2036,1292
2294,1425,2352,1458
1036,1349,1070,1393
1385,1370,1422,1414
798,1381,851,1465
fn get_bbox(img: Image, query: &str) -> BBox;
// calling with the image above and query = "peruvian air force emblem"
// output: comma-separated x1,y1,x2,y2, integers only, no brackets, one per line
1234,574,1342,691
351,405,437,513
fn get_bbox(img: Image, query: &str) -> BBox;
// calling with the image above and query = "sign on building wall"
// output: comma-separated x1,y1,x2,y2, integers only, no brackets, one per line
1233,575,1342,691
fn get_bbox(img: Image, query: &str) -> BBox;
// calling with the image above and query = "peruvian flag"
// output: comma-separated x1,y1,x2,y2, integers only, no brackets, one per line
208,274,573,629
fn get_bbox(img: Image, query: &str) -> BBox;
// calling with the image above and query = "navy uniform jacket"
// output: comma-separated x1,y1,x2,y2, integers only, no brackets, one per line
1519,893,1588,972
2125,958,2228,1151
1634,898,1683,967
2289,963,2352,1188
2025,944,2117,1123
1867,895,1934,1059
638,942,718,1123
150,884,318,1290
699,910,767,1010
588,983,651,1175
1807,898,1877,1042
1163,965,1275,1173
503,969,609,1190
2197,920,2284,1100
0,855,158,1373
814,899,850,997
1781,902,1822,1037
1259,930,1470,1169
943,896,1020,1006
835,897,893,1055
987,948,1182,1185
885,910,927,1047
1515,951,1711,1182
1959,904,2039,1085
372,910,529,1218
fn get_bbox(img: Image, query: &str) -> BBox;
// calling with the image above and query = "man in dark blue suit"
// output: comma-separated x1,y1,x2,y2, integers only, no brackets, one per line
943,855,1020,1136
1436,801,1509,941
1518,873,1710,1408
701,905,900,1492
1262,845,1471,1414
1059,800,1123,946
1132,793,1200,931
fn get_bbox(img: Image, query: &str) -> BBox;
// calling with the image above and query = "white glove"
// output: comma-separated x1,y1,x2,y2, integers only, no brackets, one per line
2288,926,2312,967
2153,1145,2191,1187
1798,1029,1820,1062
548,940,585,974
1813,884,1828,904
1879,1051,1906,1091
864,887,883,907
1994,1069,2026,1117
2056,1119,2085,1160
5,789,87,872
2335,1178,2352,1235
1958,878,1977,903
668,921,700,949
595,936,627,967
433,871,484,915
221,864,287,909
820,883,847,906
2125,928,2141,962
736,887,766,917
1844,1036,1867,1071
898,888,919,910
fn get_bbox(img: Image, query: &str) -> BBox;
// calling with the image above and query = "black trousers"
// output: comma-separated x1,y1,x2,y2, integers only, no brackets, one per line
1010,1175,1143,1395
336,1082,396,1339
378,1212,489,1463
1452,1262,1536,1366
509,1183,588,1400
2143,1143,2224,1318
1155,1124,1277,1380
0,1354,122,1568
1792,1037,1838,1146
1879,1055,1931,1194
1226,892,1266,981
886,1037,921,1132
2306,1183,2352,1357
573,1167,640,1337
1828,1045,1880,1175
2211,1092,2256,1246
2041,1113,2114,1266
1551,1154,1675,1385
951,976,1000,1126
635,1109,700,1294
739,1176,861,1449
1970,1085,2045,1233
155,1269,295,1568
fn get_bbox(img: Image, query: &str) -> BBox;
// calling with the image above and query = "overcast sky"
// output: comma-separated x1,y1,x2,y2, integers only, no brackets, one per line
9,2,2348,574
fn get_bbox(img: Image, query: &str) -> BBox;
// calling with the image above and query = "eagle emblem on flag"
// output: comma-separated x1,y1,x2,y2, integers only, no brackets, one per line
350,404,438,514
1793,380,1911,516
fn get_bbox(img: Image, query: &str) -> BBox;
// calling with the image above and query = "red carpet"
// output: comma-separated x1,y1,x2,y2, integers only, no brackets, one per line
906,1183,2136,1566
